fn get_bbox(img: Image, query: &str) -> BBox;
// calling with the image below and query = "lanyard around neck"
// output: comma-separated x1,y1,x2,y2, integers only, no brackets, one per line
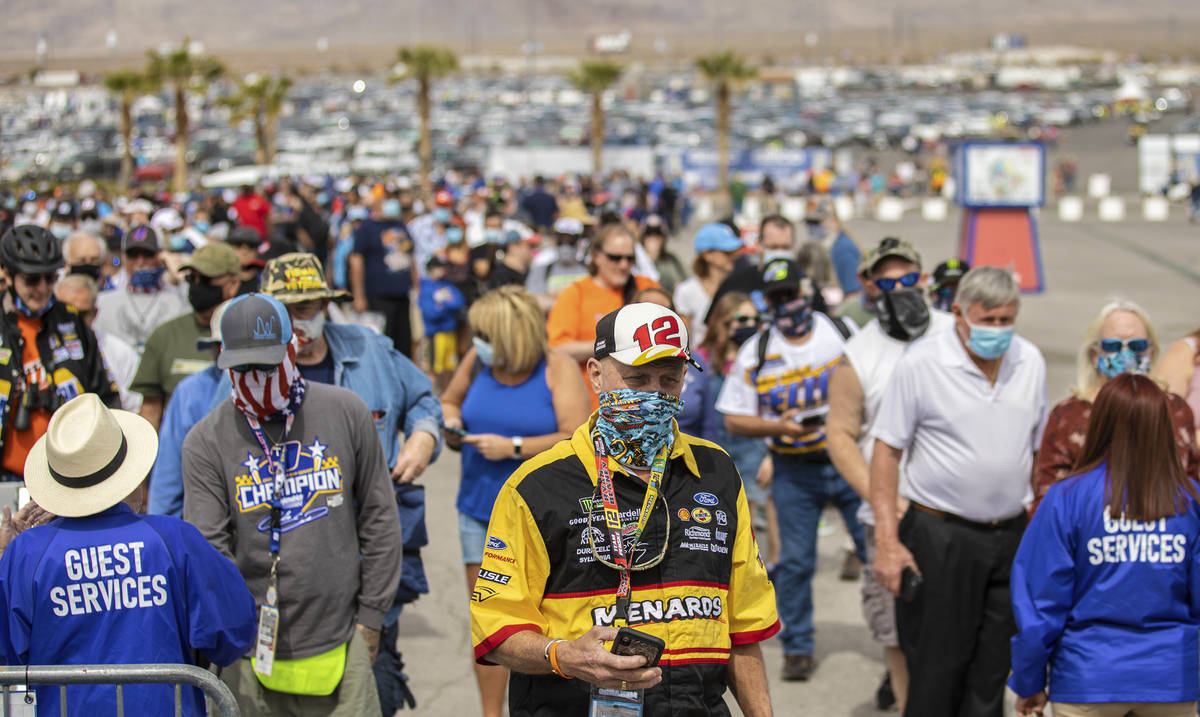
591,432,668,622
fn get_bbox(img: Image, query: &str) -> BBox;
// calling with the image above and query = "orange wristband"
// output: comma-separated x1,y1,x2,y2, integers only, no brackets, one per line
548,639,572,679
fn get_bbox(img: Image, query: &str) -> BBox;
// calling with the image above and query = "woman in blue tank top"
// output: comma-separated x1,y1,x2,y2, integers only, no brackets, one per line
440,286,589,717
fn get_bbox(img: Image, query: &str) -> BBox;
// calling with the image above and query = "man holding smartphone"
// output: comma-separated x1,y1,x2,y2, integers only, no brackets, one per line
471,303,779,716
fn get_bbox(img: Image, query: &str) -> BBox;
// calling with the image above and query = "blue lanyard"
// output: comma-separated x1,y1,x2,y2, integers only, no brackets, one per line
245,414,294,557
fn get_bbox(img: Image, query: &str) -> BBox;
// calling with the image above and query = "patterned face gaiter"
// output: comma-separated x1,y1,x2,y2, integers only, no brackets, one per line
594,389,684,468
229,337,307,420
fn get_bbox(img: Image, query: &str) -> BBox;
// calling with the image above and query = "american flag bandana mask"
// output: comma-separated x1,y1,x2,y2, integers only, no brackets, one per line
229,337,306,420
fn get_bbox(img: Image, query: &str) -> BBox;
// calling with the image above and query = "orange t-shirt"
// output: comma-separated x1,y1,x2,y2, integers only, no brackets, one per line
546,274,659,410
2,315,52,476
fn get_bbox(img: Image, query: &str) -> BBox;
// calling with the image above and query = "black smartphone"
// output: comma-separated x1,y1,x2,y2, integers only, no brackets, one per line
440,422,468,438
611,627,665,667
900,566,923,602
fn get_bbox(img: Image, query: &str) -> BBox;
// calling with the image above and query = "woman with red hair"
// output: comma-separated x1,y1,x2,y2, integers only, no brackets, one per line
1010,374,1200,717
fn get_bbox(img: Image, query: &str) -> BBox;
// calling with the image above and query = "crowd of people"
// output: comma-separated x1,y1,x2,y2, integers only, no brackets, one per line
0,171,1197,717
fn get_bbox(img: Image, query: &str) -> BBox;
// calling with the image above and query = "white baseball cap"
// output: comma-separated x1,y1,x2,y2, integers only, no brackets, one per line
593,303,702,371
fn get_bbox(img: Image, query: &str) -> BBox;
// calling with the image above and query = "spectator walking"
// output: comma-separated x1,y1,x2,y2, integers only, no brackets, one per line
1034,299,1198,514
94,224,190,352
350,197,417,357
639,218,686,295
55,274,141,413
0,393,256,716
825,237,954,713
673,223,743,345
470,302,779,716
870,266,1048,717
1153,323,1200,444
419,256,466,391
1010,375,1200,717
717,258,863,682
131,242,241,430
182,293,403,714
547,223,659,410
0,225,119,481
440,286,589,717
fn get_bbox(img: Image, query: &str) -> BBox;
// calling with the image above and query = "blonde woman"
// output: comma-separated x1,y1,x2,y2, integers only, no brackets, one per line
1153,324,1200,443
1032,299,1199,514
440,285,589,717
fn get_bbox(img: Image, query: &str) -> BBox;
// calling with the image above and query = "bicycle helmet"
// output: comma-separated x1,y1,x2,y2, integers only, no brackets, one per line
0,224,65,275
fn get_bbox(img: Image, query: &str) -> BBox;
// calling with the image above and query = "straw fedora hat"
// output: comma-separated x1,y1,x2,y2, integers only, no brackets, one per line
23,394,158,518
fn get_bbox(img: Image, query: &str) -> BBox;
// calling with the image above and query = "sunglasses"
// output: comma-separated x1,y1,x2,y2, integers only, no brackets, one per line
19,273,56,286
125,250,157,260
873,272,920,292
603,252,637,265
232,364,279,374
727,314,757,326
1098,338,1149,354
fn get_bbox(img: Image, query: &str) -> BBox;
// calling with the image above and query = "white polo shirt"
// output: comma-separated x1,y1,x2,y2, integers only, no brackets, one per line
871,326,1048,523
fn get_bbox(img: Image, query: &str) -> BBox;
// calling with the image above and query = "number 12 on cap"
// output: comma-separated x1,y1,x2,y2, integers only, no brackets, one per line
632,316,681,351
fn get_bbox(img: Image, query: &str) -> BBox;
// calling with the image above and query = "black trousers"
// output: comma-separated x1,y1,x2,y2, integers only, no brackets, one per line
369,295,413,359
896,506,1026,717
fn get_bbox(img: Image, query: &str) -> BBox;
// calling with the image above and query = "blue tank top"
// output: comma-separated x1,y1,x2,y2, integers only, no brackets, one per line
458,359,558,522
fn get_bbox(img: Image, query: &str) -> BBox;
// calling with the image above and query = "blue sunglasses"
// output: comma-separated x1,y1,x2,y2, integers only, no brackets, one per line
1098,338,1149,354
873,272,920,292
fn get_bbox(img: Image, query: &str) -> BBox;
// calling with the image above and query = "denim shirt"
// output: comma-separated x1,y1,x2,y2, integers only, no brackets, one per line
211,322,443,468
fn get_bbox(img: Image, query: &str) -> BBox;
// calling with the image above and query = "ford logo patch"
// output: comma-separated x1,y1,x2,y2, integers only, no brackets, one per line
485,536,508,550
693,492,718,506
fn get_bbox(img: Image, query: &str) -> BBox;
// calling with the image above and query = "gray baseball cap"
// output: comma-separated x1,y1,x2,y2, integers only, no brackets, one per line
216,293,293,370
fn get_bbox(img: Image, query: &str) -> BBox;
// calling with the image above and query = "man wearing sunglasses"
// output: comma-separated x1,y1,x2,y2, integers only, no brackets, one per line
0,225,119,482
869,266,1047,717
825,237,955,712
472,302,779,717
716,258,863,683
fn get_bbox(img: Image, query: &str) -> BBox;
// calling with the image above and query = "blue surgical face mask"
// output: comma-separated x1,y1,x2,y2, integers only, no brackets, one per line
472,336,495,366
382,199,402,219
434,207,452,225
168,233,189,252
485,228,503,244
965,321,1014,360
14,294,54,318
446,226,464,244
194,220,211,234
594,389,683,468
806,222,827,241
761,249,793,265
1097,348,1150,379
50,224,71,240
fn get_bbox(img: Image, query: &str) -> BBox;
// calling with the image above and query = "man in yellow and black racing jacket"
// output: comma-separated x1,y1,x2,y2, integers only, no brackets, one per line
471,302,779,716
0,225,119,481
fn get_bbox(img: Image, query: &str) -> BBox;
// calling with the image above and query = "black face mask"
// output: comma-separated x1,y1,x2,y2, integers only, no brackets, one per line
188,281,225,314
730,324,758,346
874,287,931,341
69,264,102,281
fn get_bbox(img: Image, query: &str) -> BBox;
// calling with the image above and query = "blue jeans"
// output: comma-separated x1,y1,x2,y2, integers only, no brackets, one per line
772,456,866,656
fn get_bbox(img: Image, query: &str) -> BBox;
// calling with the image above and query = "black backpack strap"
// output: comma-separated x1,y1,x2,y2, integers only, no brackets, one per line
827,314,852,341
622,275,637,306
753,329,771,379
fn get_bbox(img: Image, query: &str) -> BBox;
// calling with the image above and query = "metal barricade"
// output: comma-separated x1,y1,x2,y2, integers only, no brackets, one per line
0,663,239,717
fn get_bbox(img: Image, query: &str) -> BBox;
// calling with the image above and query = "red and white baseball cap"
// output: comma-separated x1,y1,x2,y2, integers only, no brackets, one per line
593,303,702,371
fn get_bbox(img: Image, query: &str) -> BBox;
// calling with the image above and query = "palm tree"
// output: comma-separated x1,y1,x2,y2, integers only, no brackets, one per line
568,61,623,176
145,39,224,193
695,51,757,192
221,74,293,164
103,70,158,190
391,45,458,192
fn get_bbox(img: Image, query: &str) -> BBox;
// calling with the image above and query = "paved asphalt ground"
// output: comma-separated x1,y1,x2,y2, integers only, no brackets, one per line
392,210,1200,716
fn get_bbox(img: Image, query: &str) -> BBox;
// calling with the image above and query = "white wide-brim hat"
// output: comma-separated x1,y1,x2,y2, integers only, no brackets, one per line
24,394,158,518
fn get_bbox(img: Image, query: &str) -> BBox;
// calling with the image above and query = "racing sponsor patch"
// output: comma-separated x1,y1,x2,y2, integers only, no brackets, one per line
693,492,718,506
485,536,508,551
691,507,712,524
477,569,512,585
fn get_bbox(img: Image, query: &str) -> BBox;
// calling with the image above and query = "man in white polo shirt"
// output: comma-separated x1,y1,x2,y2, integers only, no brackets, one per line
868,266,1047,717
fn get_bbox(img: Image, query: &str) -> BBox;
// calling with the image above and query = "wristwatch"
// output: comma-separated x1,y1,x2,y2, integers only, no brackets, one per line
511,436,523,460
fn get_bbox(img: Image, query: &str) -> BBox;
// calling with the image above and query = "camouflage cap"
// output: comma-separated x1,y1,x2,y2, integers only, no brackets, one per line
857,236,922,278
259,252,350,304
180,242,241,278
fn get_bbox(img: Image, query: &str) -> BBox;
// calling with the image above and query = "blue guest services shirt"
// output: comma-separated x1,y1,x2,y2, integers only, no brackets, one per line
1009,462,1200,703
0,504,256,716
